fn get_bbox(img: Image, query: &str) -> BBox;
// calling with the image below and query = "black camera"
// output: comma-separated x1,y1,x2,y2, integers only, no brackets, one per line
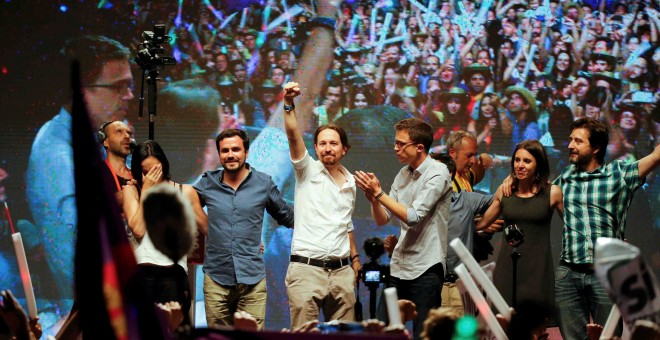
360,237,389,287
361,261,389,286
504,224,524,247
135,24,176,69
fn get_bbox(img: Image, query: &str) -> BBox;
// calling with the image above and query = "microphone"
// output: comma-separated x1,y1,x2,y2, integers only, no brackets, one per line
129,138,137,150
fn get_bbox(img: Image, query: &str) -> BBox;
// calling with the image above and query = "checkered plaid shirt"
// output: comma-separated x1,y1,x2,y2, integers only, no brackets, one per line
553,160,644,264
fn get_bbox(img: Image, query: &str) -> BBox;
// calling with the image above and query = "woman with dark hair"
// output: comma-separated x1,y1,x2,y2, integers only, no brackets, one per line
348,85,375,110
476,140,563,312
469,93,510,155
608,105,645,162
550,51,575,82
430,87,471,144
122,140,206,327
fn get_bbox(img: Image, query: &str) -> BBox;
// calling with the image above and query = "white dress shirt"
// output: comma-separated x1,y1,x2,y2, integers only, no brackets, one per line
290,151,356,259
386,155,452,280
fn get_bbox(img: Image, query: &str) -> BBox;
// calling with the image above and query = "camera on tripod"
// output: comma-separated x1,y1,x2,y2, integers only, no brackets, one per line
135,24,176,69
504,224,524,248
360,237,389,287
359,237,390,319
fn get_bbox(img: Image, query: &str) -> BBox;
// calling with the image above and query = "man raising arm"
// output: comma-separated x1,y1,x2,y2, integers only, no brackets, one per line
282,81,361,329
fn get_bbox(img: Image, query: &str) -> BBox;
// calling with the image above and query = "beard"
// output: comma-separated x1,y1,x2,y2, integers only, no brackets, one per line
222,159,245,173
568,151,591,166
319,152,342,166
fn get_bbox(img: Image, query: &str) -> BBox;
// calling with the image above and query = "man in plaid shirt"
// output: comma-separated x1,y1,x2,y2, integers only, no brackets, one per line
553,118,660,339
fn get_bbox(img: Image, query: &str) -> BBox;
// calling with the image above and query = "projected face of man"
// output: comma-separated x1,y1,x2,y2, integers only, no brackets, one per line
271,68,286,86
507,93,529,114
215,54,228,73
325,86,341,110
243,34,256,50
469,73,487,94
83,59,134,125
233,64,247,83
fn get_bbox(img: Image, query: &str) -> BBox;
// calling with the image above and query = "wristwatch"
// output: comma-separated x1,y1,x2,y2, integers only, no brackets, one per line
283,103,295,112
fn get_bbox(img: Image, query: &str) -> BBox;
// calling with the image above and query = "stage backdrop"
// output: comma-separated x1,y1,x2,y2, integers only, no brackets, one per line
0,0,658,338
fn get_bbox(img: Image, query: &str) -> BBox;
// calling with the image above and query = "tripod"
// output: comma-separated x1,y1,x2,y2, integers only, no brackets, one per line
504,223,524,309
134,24,176,140
511,248,522,309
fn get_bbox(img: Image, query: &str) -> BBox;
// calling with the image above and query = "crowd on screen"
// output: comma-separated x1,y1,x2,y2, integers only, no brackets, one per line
2,0,660,338
139,0,658,176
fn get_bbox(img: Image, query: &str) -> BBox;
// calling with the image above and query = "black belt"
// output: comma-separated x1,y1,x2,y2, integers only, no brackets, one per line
290,255,350,270
561,260,594,274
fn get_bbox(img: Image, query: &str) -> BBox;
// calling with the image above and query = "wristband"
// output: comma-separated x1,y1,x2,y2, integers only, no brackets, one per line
283,102,295,112
375,191,385,200
350,254,360,262
309,16,337,31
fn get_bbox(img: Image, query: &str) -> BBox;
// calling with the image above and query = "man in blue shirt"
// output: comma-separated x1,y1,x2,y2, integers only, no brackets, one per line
194,129,294,329
26,35,134,316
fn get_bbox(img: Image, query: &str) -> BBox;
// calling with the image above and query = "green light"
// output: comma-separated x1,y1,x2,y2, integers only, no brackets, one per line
454,315,478,339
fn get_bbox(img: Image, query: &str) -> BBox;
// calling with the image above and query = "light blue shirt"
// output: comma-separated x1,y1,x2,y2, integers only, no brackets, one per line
26,107,77,299
385,155,453,279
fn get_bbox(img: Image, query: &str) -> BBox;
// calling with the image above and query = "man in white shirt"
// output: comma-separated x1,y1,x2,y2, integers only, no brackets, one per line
354,118,452,339
282,82,361,329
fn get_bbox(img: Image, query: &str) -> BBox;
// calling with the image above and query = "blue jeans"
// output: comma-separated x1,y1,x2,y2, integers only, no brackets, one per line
377,263,444,340
555,264,618,340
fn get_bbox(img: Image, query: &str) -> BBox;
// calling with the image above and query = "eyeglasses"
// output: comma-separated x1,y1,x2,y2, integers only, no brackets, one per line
394,141,416,149
84,80,134,94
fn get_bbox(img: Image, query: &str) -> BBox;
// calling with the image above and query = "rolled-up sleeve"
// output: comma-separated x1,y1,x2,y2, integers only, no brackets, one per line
406,173,450,227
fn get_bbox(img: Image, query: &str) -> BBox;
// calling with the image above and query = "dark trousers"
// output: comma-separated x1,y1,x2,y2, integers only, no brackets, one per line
139,264,191,325
377,263,444,340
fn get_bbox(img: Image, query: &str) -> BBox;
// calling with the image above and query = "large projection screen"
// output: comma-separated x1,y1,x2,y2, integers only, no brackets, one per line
1,0,658,337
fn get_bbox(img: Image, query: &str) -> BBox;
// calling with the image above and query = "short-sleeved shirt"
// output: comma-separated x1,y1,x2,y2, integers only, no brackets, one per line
290,150,356,260
446,191,494,272
554,161,644,264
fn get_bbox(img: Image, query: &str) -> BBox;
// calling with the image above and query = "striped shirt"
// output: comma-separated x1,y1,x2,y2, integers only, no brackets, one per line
554,160,644,264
